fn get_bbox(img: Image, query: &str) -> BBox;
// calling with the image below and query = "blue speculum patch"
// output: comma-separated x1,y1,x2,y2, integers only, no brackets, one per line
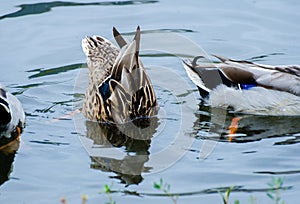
98,78,111,101
241,83,257,90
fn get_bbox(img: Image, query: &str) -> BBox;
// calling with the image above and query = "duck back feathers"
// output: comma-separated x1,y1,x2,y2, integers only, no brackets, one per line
82,27,158,123
183,55,300,115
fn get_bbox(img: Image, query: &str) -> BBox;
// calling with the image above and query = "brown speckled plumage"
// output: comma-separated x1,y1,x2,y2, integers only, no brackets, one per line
82,26,158,123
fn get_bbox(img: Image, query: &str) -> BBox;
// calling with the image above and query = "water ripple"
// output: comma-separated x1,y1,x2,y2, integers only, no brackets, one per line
27,63,85,79
0,0,158,20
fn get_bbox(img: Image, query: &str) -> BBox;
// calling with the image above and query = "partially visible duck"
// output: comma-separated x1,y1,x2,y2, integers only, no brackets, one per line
0,84,25,147
81,26,158,123
183,55,300,115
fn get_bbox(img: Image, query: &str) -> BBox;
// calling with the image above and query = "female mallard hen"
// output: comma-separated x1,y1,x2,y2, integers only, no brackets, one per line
81,26,158,123
183,55,300,115
0,84,25,147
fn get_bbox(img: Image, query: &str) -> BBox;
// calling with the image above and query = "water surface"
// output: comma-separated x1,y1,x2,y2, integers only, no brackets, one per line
0,0,300,203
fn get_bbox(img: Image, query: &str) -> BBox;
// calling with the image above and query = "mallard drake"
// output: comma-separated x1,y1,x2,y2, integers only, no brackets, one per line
183,55,300,115
0,84,25,147
81,26,158,123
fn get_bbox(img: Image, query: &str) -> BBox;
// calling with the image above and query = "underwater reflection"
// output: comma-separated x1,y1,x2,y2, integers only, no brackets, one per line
84,117,159,186
194,104,300,144
0,138,20,186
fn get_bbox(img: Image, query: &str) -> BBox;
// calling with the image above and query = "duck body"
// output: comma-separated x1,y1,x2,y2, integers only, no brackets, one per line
82,26,158,123
0,85,25,145
183,55,300,115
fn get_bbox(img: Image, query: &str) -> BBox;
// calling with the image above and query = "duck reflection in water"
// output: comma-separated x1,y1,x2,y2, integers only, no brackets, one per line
0,138,20,186
85,117,159,186
194,104,300,144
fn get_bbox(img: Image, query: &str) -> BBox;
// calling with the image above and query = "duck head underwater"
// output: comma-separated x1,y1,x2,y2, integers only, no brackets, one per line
183,55,300,115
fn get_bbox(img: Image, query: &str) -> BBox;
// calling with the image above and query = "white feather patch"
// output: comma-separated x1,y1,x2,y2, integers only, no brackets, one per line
208,85,300,115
